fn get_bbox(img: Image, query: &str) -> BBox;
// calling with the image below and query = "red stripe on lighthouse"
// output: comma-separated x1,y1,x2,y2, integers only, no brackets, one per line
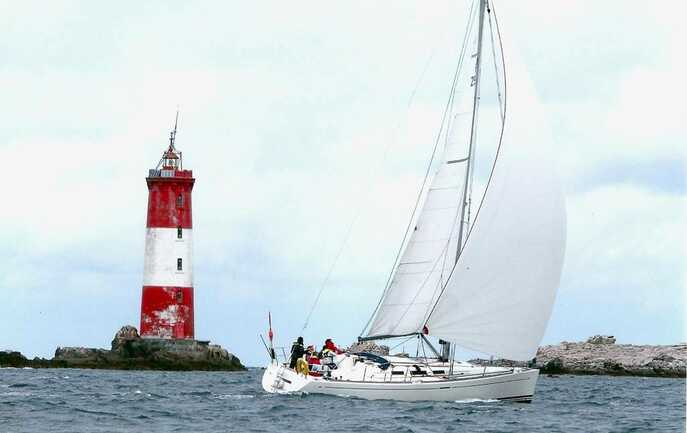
140,286,194,339
146,174,195,229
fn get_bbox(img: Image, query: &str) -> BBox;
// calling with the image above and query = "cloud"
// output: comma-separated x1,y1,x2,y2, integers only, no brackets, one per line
0,1,685,365
562,185,685,296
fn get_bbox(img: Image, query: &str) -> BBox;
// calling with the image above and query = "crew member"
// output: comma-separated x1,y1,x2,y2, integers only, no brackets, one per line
305,345,320,365
289,336,306,369
320,338,343,357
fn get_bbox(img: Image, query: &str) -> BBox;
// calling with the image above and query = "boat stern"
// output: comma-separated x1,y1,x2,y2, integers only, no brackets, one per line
261,362,311,394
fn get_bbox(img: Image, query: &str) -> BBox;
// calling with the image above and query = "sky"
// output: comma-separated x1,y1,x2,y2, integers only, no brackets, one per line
0,1,685,367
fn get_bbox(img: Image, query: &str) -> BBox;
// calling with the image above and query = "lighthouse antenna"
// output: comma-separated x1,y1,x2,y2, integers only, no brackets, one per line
170,108,179,150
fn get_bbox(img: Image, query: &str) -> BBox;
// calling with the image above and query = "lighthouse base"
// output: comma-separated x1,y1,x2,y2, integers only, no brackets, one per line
46,326,245,371
140,286,194,339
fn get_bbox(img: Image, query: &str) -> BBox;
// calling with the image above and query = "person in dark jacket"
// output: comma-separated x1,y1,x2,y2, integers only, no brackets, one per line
289,336,306,369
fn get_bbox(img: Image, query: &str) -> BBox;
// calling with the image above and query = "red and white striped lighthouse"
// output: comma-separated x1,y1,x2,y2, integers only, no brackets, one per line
140,120,195,339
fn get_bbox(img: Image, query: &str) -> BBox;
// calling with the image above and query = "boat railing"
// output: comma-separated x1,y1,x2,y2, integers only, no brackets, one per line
271,346,289,365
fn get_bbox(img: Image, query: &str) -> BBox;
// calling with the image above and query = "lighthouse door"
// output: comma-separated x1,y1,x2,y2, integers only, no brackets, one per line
173,289,185,338
174,321,185,339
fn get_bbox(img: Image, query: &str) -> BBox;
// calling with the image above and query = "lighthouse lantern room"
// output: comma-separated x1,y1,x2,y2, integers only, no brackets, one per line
140,117,196,339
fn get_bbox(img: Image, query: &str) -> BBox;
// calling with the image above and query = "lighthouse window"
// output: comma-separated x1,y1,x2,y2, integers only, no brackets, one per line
177,258,183,271
177,227,183,239
176,194,184,208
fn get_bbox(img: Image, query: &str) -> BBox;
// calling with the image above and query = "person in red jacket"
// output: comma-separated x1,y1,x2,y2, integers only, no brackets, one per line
320,338,343,356
305,345,322,376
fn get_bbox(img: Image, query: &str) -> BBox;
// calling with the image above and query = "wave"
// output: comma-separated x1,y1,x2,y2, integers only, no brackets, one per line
0,391,32,397
181,390,212,397
214,394,255,400
73,407,119,417
8,383,34,388
453,398,499,404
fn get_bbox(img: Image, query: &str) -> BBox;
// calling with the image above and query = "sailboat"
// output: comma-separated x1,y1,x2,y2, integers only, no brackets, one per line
262,0,565,402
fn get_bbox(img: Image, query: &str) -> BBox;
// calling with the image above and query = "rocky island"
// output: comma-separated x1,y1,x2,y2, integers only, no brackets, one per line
350,336,685,378
0,326,245,371
468,336,685,378
534,335,685,378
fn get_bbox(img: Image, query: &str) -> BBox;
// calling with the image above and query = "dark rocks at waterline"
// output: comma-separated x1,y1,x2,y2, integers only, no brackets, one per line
0,351,59,368
1,326,245,371
471,335,686,378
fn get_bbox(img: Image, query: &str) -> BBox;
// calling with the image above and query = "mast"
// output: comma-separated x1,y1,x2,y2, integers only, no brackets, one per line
360,0,491,344
455,0,487,261
440,0,487,365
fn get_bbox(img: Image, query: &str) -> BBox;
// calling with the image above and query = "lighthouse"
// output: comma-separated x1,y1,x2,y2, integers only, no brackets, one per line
140,118,195,339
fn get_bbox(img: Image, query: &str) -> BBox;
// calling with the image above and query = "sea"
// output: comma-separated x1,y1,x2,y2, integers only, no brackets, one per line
1,367,684,433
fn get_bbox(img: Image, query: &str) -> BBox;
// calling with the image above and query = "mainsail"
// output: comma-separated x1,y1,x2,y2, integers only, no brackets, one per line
365,124,470,338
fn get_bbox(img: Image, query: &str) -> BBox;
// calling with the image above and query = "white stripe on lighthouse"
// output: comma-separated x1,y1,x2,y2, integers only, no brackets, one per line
143,228,194,287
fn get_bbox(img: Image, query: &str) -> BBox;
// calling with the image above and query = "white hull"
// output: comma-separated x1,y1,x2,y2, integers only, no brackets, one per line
262,355,538,402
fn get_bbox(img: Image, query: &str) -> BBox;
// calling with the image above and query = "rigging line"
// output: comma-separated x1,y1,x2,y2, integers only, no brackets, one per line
423,0,508,328
408,50,436,109
359,0,479,338
487,8,505,123
300,211,358,332
302,21,445,335
388,335,417,352
444,1,479,154
420,335,429,364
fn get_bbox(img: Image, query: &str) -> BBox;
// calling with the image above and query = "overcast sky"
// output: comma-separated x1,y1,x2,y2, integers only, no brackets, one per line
1,1,685,367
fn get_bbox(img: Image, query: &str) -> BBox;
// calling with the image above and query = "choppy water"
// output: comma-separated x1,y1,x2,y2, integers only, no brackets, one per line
1,367,684,432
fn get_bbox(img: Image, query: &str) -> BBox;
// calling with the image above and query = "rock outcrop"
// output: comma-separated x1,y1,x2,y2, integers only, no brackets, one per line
2,326,245,371
347,341,390,355
585,334,616,345
536,336,685,378
468,336,685,378
111,325,140,348
0,351,58,368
